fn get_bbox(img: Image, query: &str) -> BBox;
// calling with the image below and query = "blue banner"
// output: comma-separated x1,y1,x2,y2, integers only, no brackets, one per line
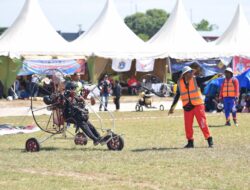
170,58,232,76
18,59,80,75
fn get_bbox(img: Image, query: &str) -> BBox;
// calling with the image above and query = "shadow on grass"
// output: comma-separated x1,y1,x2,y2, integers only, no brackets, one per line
208,125,227,128
10,146,109,153
43,147,110,152
193,125,226,128
131,147,182,152
131,146,210,152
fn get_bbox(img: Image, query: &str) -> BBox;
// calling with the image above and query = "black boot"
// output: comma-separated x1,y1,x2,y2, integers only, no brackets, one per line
207,137,213,148
184,140,194,148
225,120,231,126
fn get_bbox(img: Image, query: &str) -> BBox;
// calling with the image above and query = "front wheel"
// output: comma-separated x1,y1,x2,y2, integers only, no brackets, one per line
25,138,40,152
140,106,143,112
74,132,88,145
107,135,124,151
135,104,140,112
159,104,164,111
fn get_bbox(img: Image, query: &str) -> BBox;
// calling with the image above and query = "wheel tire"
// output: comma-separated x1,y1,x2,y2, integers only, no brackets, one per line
25,138,40,152
74,132,88,145
140,106,143,112
135,104,140,112
159,105,164,111
107,135,124,151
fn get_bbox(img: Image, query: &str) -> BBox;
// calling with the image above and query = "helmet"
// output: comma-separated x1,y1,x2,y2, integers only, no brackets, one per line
225,67,233,74
217,103,224,110
43,95,53,105
181,66,193,77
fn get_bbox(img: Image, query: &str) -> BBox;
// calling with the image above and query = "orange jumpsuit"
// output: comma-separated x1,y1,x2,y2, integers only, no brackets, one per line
177,77,211,140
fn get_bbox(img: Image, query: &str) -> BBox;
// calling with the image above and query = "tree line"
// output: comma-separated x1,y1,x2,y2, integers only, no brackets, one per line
125,9,216,41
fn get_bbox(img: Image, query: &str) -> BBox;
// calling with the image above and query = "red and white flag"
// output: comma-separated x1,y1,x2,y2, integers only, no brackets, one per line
136,59,155,72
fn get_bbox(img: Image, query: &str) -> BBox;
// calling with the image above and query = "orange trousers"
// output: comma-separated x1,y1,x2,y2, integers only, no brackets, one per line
183,104,211,140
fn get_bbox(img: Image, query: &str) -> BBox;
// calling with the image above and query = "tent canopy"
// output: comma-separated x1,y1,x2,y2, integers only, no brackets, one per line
71,0,159,59
0,0,73,58
148,0,216,59
215,5,250,57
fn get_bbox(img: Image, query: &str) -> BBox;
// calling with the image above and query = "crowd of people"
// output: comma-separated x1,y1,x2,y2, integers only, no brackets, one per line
0,73,123,112
0,72,164,102
1,68,250,149
1,70,250,116
0,75,54,100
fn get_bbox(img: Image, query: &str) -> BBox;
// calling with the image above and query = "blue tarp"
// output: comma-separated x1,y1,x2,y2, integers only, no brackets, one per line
170,58,232,76
204,68,250,96
203,78,224,96
236,68,250,89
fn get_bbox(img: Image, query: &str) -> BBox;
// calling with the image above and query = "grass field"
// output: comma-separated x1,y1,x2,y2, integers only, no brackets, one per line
0,111,250,190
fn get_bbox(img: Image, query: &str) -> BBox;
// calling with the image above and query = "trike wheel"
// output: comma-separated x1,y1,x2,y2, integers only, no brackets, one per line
135,104,140,112
74,132,88,145
26,138,40,152
107,135,124,151
140,106,143,112
159,104,164,111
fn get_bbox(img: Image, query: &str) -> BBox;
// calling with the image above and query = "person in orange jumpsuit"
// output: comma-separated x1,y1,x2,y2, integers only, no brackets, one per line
168,66,213,148
219,67,239,126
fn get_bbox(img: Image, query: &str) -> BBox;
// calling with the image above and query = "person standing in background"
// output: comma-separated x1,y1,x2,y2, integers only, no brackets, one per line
71,73,83,96
219,68,239,126
30,74,39,97
98,74,111,111
127,75,139,95
113,80,122,111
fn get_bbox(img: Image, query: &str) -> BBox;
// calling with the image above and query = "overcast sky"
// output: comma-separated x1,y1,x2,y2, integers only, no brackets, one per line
1,0,250,34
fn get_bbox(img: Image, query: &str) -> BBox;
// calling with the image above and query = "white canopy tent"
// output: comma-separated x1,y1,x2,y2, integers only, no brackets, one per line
0,0,74,58
71,0,159,59
148,0,215,59
215,5,250,57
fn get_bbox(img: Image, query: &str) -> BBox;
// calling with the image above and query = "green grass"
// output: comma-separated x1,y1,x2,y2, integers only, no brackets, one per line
0,111,250,190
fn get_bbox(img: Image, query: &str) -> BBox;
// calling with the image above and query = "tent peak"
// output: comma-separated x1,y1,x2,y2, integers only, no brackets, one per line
0,0,71,57
216,3,250,46
147,0,209,59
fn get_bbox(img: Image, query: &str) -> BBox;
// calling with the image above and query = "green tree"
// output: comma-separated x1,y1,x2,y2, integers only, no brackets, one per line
124,9,169,41
194,19,216,31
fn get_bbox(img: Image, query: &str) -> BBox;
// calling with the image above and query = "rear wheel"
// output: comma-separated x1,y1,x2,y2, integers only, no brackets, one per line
25,138,40,152
107,135,124,151
159,104,164,111
135,104,140,112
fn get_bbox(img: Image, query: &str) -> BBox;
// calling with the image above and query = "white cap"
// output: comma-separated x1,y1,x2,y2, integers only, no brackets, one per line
181,66,193,77
225,67,233,74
